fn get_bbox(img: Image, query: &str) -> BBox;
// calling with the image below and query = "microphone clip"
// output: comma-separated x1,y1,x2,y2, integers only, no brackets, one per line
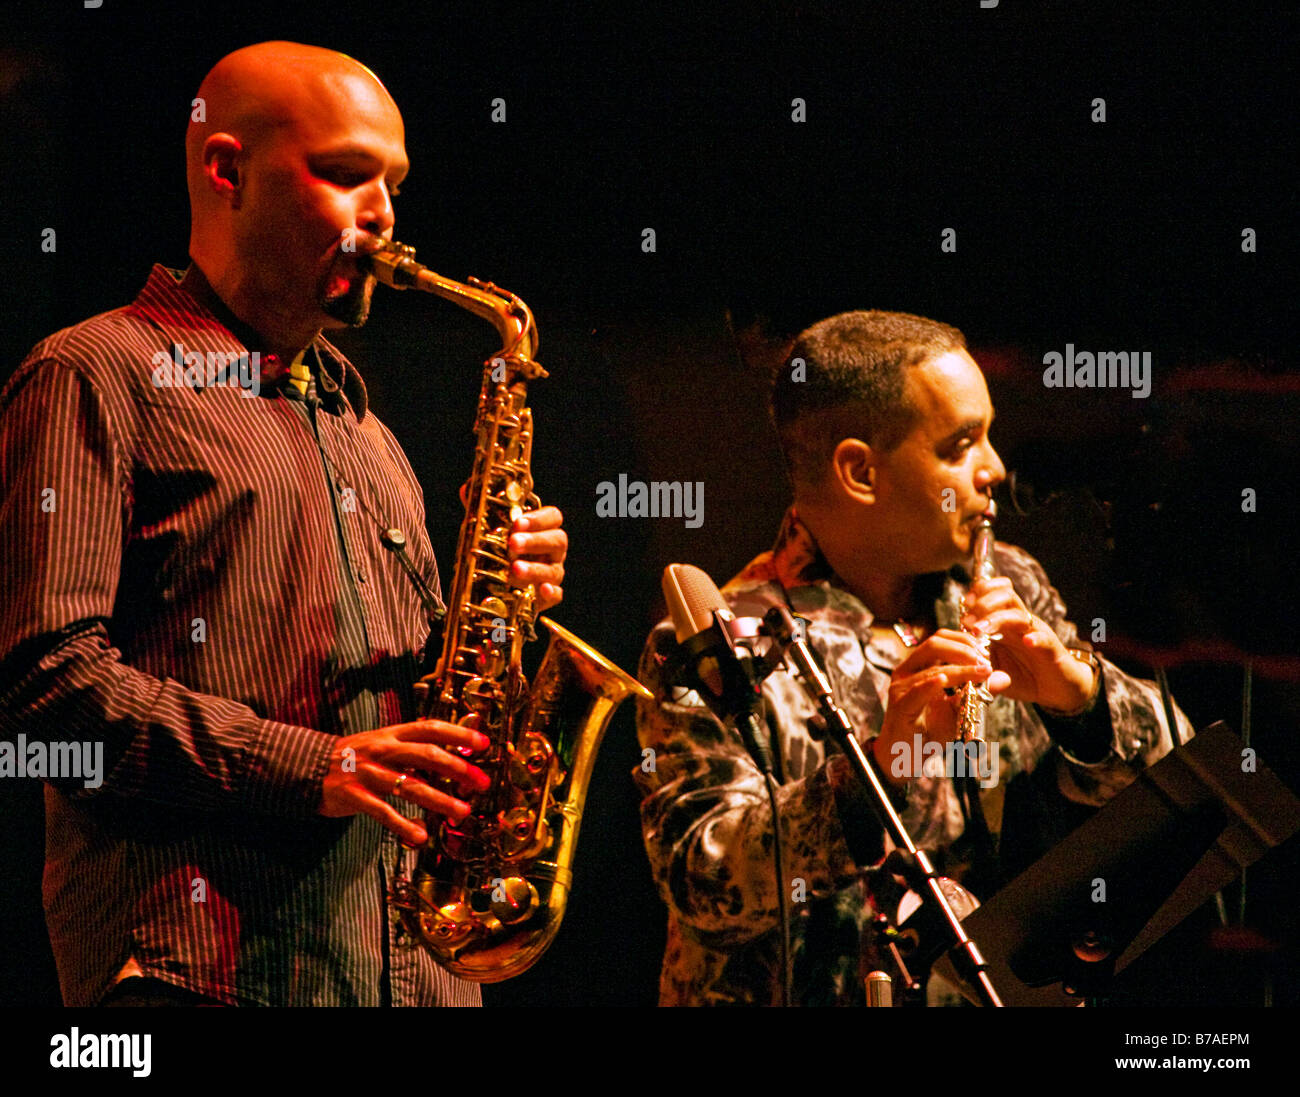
664,610,781,713
661,609,782,775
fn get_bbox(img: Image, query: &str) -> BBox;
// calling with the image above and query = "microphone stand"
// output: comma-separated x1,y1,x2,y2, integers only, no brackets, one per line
762,605,1004,1008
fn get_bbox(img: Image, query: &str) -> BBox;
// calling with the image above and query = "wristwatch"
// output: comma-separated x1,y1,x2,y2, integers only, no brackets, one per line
1040,647,1103,718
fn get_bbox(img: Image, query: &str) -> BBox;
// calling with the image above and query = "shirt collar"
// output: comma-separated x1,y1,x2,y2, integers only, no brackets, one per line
768,506,834,590
125,264,370,420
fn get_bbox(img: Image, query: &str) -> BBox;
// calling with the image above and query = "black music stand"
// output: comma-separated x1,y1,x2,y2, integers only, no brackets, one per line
935,721,1300,1005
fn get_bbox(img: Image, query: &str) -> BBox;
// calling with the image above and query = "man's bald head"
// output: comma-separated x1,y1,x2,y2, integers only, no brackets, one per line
183,42,408,357
185,41,396,205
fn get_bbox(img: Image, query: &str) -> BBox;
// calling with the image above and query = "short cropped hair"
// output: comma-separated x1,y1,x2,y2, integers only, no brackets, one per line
771,309,967,492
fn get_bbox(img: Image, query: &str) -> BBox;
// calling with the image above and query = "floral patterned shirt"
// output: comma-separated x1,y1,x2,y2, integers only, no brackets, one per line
634,508,1192,1005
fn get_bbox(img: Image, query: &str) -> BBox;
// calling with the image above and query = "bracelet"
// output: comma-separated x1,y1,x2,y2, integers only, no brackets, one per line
1039,648,1102,718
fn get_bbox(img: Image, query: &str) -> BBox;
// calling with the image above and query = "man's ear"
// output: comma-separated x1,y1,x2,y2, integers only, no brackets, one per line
202,134,243,207
830,438,875,505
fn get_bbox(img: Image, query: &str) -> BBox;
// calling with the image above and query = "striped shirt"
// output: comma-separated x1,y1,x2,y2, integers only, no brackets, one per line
0,264,480,1007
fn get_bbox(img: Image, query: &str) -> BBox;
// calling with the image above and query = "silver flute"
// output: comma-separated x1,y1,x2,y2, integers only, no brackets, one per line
957,514,997,743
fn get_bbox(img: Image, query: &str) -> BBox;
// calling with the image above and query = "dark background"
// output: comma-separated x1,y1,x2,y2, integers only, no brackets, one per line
1,1,1296,1008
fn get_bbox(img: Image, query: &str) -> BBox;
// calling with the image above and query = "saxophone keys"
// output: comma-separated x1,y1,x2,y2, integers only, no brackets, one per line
427,900,477,943
501,806,536,841
488,876,537,924
507,753,544,786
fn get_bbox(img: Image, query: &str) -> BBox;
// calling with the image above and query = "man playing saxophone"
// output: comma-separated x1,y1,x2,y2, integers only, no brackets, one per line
0,41,566,1007
635,310,1193,1005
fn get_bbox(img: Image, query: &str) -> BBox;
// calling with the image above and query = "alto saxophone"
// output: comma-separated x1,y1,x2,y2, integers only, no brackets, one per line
366,240,651,982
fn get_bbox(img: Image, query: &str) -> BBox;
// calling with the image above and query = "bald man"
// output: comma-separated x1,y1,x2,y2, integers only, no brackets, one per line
0,42,565,1006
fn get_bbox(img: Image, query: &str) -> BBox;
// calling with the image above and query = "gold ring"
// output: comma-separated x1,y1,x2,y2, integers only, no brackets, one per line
392,772,409,797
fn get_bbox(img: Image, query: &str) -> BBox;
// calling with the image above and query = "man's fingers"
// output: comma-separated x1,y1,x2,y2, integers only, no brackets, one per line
325,760,476,843
969,576,1012,597
386,742,491,791
325,778,431,845
391,719,490,752
986,669,1012,693
383,767,475,822
896,629,989,673
510,559,564,588
962,582,1033,633
319,723,492,834
508,527,567,560
507,506,566,599
514,505,564,532
362,793,430,847
535,582,563,612
980,607,1035,638
890,664,992,717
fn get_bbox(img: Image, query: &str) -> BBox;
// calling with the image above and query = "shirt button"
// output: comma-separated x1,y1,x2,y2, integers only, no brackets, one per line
356,568,368,583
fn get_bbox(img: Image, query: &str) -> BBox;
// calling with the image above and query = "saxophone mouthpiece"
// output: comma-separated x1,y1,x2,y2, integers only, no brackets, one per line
359,238,421,289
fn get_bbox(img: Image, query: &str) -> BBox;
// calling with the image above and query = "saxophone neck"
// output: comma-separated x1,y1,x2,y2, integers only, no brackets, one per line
365,239,544,379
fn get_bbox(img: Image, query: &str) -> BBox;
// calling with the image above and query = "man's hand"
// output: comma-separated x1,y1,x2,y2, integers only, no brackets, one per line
872,629,1011,786
508,505,567,613
961,577,1096,713
319,719,491,846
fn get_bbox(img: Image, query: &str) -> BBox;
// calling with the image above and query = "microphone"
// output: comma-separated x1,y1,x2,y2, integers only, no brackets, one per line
661,564,776,774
